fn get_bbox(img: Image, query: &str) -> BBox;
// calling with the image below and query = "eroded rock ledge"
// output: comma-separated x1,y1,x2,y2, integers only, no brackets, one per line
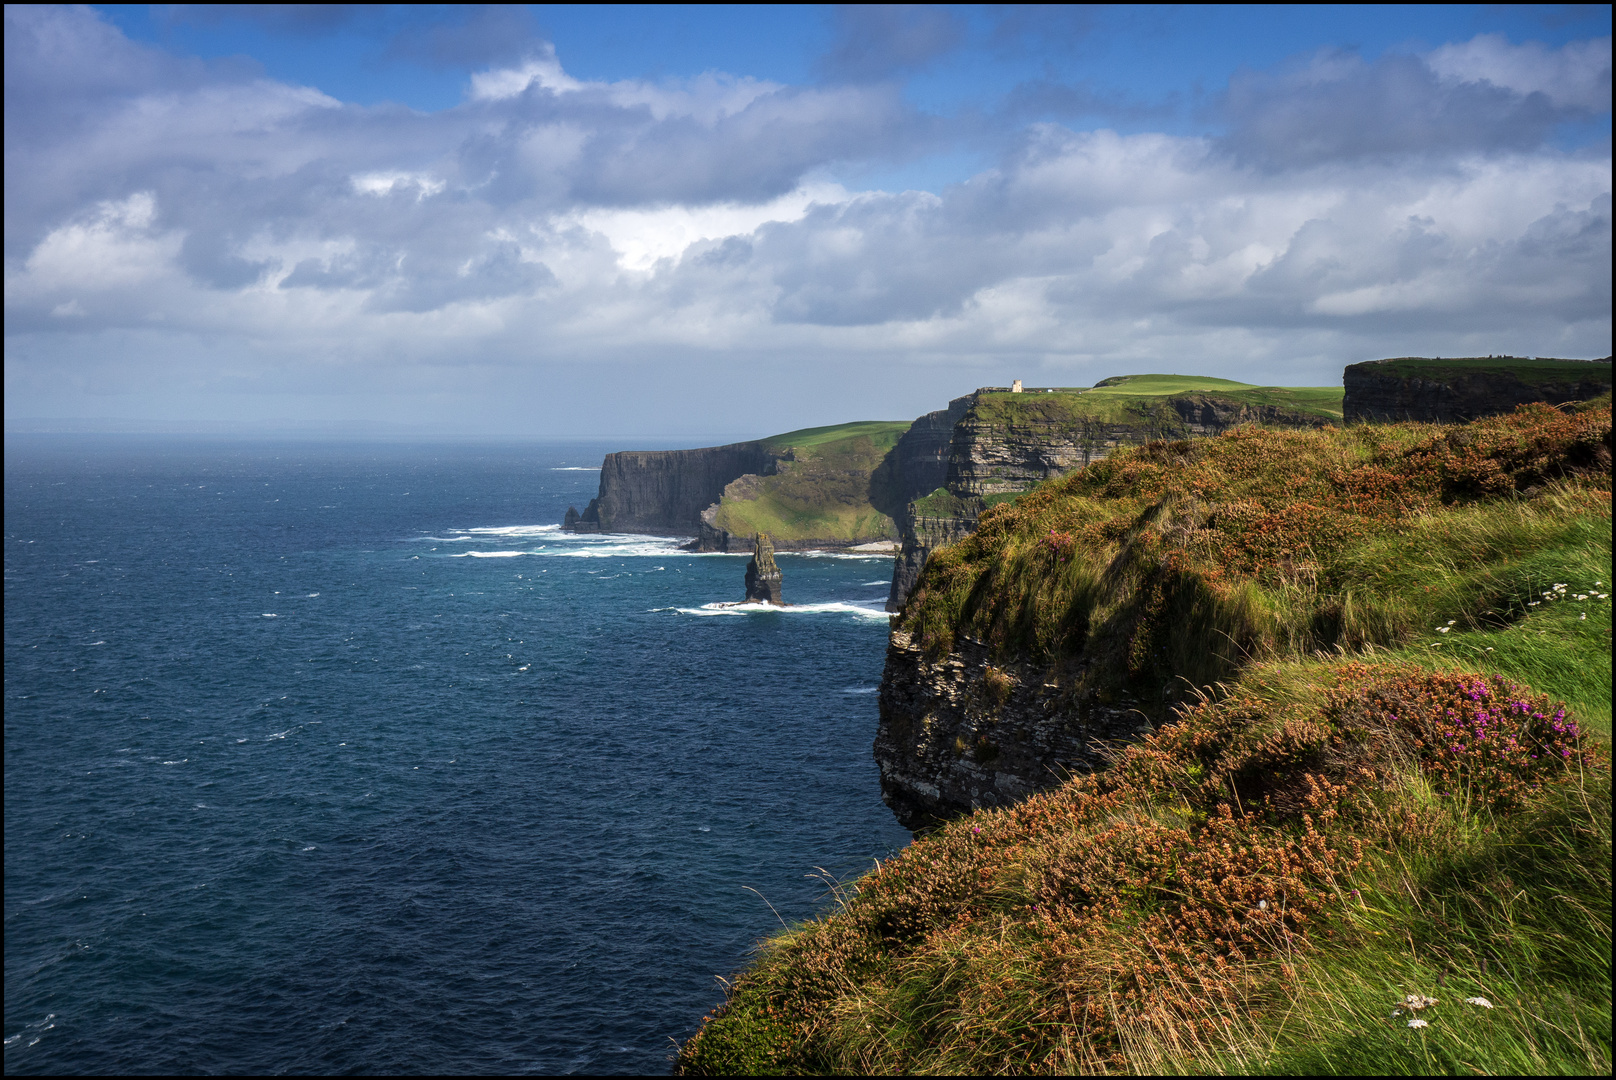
874,630,1153,833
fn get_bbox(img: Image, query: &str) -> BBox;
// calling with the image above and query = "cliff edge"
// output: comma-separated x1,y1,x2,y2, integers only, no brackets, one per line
1343,355,1611,423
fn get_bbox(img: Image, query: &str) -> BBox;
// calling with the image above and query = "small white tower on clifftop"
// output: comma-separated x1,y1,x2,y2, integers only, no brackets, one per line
1011,379,1023,393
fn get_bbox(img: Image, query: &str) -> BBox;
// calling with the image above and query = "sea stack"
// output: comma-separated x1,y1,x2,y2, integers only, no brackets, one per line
744,533,784,605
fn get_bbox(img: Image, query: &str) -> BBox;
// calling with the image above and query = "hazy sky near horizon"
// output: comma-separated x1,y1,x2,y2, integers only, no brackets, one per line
5,4,1612,437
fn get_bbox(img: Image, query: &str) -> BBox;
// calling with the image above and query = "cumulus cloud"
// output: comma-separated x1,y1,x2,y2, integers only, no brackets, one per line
3,8,1610,433
1427,33,1611,111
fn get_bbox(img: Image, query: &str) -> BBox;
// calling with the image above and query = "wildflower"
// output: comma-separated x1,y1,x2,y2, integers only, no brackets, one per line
1390,1008,1402,1017
1404,994,1438,1010
1437,627,1450,633
1528,601,1540,606
1581,613,1587,621
1408,1017,1429,1029
1446,619,1457,626
1464,997,1493,1009
1258,900,1268,910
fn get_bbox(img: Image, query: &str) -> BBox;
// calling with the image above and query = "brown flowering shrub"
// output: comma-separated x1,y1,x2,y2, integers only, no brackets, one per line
675,664,1606,1074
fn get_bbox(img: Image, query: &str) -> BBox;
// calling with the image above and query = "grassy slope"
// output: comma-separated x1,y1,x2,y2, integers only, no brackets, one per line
677,403,1612,1075
711,420,912,544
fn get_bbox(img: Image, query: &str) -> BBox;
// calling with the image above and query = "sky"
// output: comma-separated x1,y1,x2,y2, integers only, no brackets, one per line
4,5,1611,438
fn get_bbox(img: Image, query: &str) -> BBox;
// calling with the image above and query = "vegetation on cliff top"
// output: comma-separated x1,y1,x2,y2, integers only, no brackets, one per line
677,404,1612,1075
905,400,1612,727
1362,356,1613,387
970,375,1345,428
711,420,912,545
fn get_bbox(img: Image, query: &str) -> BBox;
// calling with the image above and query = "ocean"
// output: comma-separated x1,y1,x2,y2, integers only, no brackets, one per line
3,436,911,1075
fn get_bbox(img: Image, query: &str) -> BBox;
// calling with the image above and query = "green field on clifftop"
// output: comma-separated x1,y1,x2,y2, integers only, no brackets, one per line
1087,372,1346,418
710,420,911,546
678,402,1613,1076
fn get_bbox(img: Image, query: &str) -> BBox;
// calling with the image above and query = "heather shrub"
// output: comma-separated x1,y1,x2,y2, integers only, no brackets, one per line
900,404,1612,721
676,663,1609,1075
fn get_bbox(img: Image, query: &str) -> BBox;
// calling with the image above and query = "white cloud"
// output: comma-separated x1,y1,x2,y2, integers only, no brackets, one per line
351,172,447,199
1427,33,1612,111
3,5,1609,434
561,182,855,271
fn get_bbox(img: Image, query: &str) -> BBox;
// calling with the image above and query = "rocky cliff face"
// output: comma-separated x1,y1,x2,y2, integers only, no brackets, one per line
874,631,1151,832
565,441,777,535
1344,357,1612,423
887,395,977,503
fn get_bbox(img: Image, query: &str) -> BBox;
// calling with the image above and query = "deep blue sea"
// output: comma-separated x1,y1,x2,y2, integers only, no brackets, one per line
4,436,911,1075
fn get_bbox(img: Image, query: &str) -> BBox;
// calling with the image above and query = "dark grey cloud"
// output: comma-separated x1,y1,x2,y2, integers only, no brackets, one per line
382,5,548,69
815,5,965,82
1218,49,1578,167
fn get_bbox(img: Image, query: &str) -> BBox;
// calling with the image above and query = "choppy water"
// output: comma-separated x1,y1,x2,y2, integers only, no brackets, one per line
4,436,910,1075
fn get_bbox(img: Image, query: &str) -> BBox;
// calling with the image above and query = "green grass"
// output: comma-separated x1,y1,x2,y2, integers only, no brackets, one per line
1088,374,1262,394
763,420,912,453
712,428,907,545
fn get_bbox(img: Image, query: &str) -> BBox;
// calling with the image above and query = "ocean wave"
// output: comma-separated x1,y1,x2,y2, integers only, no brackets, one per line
549,467,599,471
460,524,562,537
792,551,894,561
452,550,527,558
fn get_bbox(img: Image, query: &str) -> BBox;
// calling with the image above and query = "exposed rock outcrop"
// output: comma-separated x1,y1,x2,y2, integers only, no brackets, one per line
744,534,783,605
874,631,1151,832
563,441,777,535
1343,356,1612,423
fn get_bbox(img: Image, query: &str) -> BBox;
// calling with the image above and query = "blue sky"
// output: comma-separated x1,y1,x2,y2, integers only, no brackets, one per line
5,5,1611,436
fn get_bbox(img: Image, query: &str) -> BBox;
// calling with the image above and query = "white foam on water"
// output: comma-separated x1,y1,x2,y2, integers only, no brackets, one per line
453,550,526,558
861,581,887,586
661,600,889,620
460,524,563,537
550,467,598,471
841,686,880,694
793,550,893,561
261,613,278,617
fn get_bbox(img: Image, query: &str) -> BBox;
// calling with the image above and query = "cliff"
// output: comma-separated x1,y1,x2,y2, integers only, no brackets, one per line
886,377,1340,610
1343,355,1612,423
566,441,776,535
876,400,1612,829
874,629,1149,831
678,400,1613,1075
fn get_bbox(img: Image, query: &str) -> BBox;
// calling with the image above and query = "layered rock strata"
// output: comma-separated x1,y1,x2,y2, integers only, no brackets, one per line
1344,357,1612,423
743,533,784,605
564,441,776,535
874,631,1152,832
